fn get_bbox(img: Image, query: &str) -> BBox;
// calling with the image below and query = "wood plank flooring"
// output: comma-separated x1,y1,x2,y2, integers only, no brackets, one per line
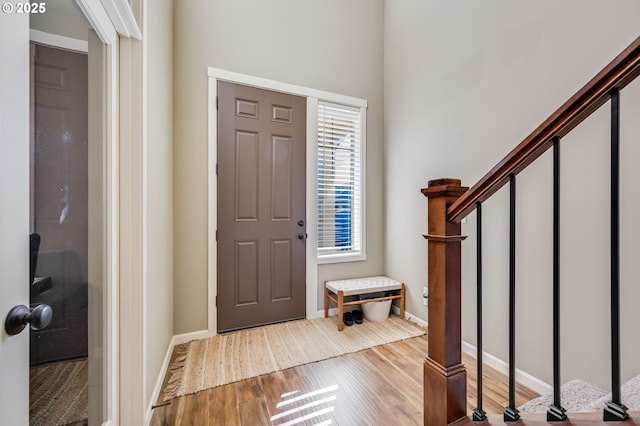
150,334,539,425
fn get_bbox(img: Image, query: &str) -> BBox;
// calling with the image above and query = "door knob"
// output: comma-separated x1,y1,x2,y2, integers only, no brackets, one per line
4,304,53,336
298,233,307,240
297,220,305,227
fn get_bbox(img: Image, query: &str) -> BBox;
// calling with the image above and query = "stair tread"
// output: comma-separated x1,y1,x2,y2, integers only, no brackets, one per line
518,376,640,415
453,411,640,425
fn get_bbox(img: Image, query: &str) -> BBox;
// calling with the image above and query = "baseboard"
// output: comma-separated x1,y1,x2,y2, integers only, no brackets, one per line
461,341,553,396
172,329,214,345
391,305,427,327
318,307,338,318
145,329,213,424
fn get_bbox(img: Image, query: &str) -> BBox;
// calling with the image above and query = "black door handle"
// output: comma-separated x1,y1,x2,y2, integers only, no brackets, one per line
5,304,53,336
298,233,307,240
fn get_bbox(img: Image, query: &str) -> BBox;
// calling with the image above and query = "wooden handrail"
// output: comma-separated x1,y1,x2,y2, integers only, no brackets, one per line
448,36,640,222
423,36,640,425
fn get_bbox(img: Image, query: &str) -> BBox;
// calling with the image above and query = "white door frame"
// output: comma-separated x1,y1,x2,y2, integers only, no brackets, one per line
47,1,142,424
70,2,121,424
207,68,367,335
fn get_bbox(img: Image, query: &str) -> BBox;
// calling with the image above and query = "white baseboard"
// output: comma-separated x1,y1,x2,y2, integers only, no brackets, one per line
146,335,177,425
145,329,214,424
391,305,427,327
317,307,338,318
172,329,215,345
461,341,553,396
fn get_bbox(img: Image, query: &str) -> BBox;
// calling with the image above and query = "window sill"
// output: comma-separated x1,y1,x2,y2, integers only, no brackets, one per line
317,252,367,265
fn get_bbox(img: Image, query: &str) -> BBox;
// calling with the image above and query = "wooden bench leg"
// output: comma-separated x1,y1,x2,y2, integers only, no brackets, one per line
324,283,329,318
400,283,406,319
338,290,344,331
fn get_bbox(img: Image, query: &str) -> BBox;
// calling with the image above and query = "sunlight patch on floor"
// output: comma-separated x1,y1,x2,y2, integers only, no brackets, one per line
271,384,339,425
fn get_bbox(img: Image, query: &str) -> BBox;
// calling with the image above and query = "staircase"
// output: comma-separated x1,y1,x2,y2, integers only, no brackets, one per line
422,36,640,425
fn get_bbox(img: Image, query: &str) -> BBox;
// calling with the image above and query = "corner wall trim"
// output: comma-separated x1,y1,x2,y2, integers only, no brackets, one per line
145,329,214,424
145,335,175,425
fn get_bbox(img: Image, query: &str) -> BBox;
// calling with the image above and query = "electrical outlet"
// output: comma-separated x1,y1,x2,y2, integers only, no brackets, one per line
423,287,428,306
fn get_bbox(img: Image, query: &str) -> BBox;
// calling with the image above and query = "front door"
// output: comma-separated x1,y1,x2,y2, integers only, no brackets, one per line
217,81,307,332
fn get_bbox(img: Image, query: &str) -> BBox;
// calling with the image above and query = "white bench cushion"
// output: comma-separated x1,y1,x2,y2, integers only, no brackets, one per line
326,276,402,297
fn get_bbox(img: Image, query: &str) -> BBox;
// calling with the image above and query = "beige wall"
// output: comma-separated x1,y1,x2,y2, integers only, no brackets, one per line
384,0,640,389
173,0,384,333
144,0,174,405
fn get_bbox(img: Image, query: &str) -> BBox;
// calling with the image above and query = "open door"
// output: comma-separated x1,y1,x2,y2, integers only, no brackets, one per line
0,12,31,426
1,1,124,423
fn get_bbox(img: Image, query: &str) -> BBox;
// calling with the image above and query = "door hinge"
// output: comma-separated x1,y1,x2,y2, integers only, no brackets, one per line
216,163,218,175
215,296,218,307
216,96,219,110
215,230,218,242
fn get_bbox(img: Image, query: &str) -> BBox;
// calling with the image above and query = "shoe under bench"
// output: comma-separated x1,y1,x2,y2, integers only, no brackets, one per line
324,276,405,331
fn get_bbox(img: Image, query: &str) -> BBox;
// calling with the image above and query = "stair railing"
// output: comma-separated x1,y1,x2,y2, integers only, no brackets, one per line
422,35,640,425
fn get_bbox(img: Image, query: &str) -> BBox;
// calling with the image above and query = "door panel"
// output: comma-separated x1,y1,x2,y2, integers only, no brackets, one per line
235,131,260,220
271,239,292,300
218,81,306,332
271,136,293,220
236,240,259,305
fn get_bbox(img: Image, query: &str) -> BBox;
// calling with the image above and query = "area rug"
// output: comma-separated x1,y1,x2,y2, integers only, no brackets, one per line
161,315,425,401
30,358,88,426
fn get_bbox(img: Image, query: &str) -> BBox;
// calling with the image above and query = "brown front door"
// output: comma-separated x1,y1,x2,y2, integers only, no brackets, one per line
217,81,307,332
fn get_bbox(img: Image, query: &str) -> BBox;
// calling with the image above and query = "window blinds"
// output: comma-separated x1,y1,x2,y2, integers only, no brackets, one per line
317,101,362,257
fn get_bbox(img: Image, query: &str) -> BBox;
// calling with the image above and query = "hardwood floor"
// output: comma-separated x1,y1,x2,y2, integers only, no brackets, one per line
150,334,539,425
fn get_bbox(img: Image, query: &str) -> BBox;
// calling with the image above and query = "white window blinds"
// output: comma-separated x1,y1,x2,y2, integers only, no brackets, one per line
317,101,363,258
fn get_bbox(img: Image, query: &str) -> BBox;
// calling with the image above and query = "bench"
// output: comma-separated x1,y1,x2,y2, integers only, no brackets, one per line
324,276,405,331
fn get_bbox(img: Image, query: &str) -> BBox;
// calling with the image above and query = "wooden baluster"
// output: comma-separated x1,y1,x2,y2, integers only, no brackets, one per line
422,178,468,425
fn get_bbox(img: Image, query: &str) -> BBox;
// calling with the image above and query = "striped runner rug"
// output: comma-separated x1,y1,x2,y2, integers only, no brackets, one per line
161,315,425,401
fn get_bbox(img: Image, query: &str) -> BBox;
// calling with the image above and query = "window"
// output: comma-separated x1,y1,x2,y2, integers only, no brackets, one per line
317,101,365,261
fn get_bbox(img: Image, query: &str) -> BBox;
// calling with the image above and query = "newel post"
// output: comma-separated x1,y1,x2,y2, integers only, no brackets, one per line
421,178,468,425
